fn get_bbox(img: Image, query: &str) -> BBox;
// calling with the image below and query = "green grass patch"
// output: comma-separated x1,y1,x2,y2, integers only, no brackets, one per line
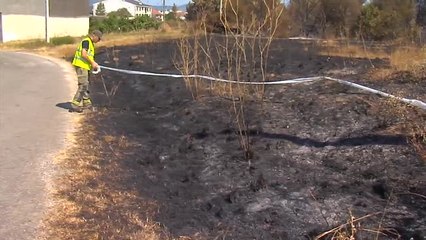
50,36,76,46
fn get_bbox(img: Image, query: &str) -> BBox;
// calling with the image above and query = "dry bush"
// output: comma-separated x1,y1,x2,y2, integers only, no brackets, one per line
376,96,426,161
160,22,173,32
397,110,425,161
365,45,425,159
177,0,284,160
410,123,426,161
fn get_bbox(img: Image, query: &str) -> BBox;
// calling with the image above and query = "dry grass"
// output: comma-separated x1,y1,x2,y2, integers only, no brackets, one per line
0,28,187,59
40,113,185,240
369,45,426,81
40,98,202,239
319,40,425,79
389,46,426,78
318,40,389,60
314,211,401,240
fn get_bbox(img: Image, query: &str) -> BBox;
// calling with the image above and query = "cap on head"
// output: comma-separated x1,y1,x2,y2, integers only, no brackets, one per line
91,30,103,40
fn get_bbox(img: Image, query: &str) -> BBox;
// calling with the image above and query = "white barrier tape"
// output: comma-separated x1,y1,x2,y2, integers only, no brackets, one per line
99,65,426,111
100,65,321,85
324,77,426,110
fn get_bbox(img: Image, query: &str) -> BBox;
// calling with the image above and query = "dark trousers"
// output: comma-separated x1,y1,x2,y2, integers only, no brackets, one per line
72,67,91,107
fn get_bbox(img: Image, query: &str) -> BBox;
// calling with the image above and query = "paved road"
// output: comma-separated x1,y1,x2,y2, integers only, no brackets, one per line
0,52,72,239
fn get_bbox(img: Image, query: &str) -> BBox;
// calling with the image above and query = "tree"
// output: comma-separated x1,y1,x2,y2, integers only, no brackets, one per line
186,0,287,34
417,0,426,26
165,3,178,20
108,8,132,18
356,0,418,40
186,0,220,21
165,12,176,21
319,0,363,37
186,0,221,32
288,0,322,36
372,0,417,29
357,4,391,40
172,3,178,14
222,0,282,22
221,0,285,33
96,1,106,16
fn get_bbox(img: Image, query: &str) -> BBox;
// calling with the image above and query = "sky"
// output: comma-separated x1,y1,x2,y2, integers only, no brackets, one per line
143,0,191,6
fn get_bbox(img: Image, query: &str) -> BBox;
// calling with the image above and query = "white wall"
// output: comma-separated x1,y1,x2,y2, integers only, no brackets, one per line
93,0,134,16
49,17,89,38
134,6,152,17
1,14,89,42
1,15,45,42
92,0,152,17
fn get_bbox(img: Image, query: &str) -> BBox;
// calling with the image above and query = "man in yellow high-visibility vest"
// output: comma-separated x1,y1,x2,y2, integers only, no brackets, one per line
70,30,102,112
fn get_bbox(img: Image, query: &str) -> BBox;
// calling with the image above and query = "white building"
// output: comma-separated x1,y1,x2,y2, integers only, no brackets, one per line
92,0,152,17
0,0,89,43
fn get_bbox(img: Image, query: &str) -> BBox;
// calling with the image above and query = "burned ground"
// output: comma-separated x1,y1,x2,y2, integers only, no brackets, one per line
66,39,425,239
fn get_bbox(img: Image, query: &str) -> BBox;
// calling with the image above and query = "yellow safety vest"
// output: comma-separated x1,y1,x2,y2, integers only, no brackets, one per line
72,37,95,70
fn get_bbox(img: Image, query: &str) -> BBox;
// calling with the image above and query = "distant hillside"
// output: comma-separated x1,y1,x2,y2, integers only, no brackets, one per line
151,4,188,11
177,4,188,11
151,5,173,10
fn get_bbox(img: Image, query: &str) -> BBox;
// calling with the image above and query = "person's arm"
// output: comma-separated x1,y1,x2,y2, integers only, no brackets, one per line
81,49,99,70
80,40,99,70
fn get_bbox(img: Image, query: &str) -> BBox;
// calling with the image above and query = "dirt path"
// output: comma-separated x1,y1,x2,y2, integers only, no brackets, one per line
0,52,75,239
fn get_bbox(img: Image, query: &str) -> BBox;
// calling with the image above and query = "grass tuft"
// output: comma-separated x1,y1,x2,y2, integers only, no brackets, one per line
50,36,76,46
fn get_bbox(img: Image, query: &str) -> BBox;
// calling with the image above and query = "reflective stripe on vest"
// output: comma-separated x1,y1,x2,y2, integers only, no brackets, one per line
72,37,95,70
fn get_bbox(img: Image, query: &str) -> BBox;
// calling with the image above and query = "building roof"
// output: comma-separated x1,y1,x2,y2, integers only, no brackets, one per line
151,8,161,15
124,0,149,7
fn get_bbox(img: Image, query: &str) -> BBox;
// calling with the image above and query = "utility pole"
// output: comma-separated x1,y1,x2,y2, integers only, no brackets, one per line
45,0,50,43
162,0,165,21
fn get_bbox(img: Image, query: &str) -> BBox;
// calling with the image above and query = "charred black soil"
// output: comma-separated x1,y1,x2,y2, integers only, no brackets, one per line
73,39,425,239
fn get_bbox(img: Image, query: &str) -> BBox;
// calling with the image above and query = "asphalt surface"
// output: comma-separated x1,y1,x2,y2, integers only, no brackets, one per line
0,52,72,239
